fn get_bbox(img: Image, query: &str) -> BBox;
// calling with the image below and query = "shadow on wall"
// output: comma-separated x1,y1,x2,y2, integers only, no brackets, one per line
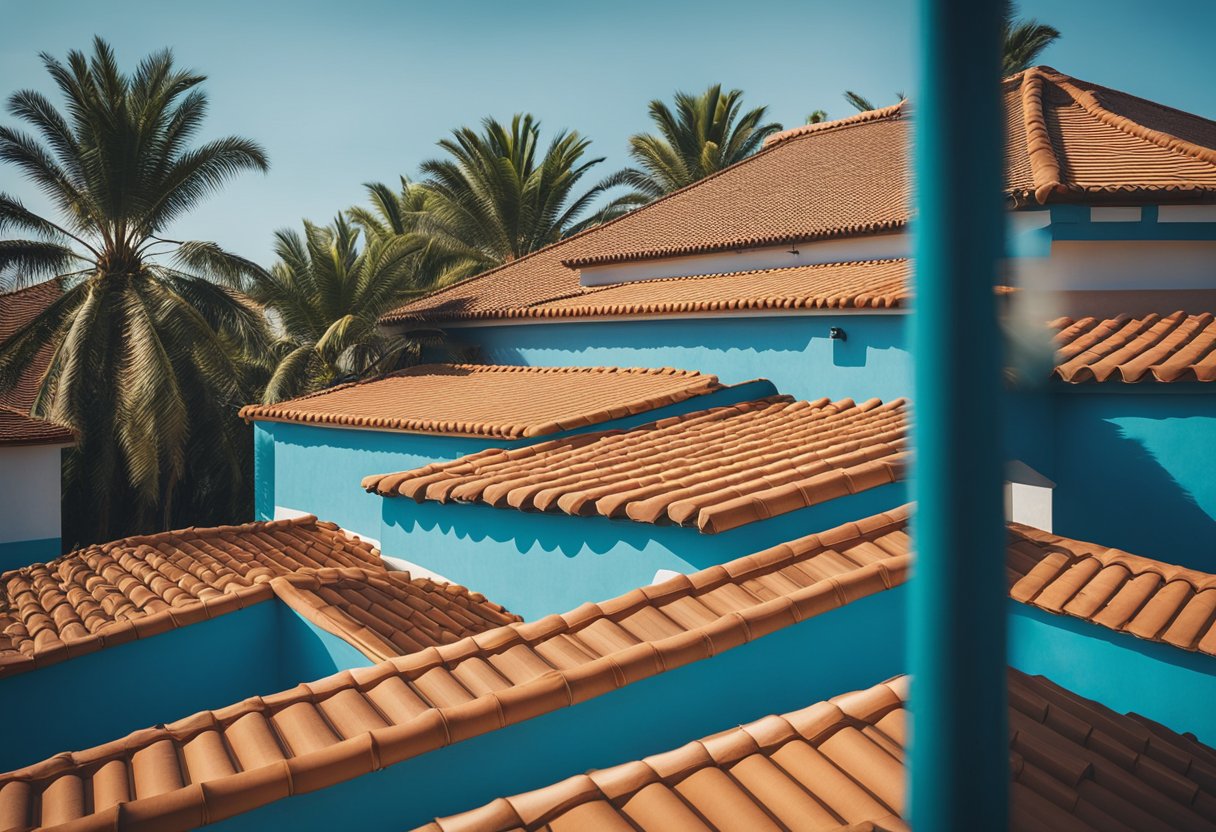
459,315,911,402
377,483,908,619
1052,390,1216,569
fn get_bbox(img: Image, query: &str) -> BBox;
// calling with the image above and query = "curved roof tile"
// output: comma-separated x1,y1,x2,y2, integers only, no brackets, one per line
362,396,909,534
239,364,721,437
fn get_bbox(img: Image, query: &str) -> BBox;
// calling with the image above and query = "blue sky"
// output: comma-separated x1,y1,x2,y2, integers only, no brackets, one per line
1,0,1214,264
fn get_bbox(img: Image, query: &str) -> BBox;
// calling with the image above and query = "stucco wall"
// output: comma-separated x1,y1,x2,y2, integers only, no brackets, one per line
1008,601,1216,745
450,313,911,404
0,443,64,569
206,585,908,832
377,482,907,619
254,380,777,540
0,602,373,773
1048,387,1216,568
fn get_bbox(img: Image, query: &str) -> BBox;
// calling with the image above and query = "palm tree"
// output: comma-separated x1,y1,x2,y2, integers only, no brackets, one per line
834,4,1059,117
416,114,613,265
1001,3,1061,75
0,38,269,542
246,216,439,403
601,85,782,216
348,177,482,287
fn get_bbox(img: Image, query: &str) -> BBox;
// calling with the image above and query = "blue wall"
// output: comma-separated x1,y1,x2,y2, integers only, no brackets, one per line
0,536,60,572
0,601,374,773
456,314,911,404
1008,601,1216,745
207,584,908,832
255,380,776,537
1048,387,1216,568
378,482,906,619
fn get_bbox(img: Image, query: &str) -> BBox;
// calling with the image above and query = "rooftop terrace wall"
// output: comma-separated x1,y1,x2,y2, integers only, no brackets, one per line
445,314,911,405
0,601,373,773
376,482,906,619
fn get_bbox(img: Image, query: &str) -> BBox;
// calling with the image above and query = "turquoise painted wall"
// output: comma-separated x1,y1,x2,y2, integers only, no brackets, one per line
0,536,60,572
254,380,776,536
0,601,373,773
378,482,906,619
1008,601,1216,745
454,314,911,404
206,584,908,832
1049,387,1216,568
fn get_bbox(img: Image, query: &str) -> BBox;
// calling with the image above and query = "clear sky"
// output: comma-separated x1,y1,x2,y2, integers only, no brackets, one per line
2,0,1214,265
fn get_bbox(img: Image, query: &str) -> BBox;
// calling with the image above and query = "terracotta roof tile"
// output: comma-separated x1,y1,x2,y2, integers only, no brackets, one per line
0,405,73,447
0,516,517,677
0,281,74,446
362,396,909,534
388,67,1216,325
488,259,910,321
415,669,1216,832
238,364,721,437
271,569,519,662
0,508,913,830
1007,523,1216,655
1052,312,1216,383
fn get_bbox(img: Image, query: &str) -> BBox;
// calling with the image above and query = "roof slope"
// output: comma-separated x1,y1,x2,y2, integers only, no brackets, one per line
0,406,73,448
0,516,516,676
362,396,909,534
1052,312,1216,383
416,669,1216,832
0,281,74,446
388,67,1216,325
1008,523,1216,654
0,508,913,831
488,259,910,321
239,364,721,437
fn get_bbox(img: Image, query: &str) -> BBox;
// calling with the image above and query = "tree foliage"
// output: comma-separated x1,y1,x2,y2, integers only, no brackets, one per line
600,85,782,217
0,37,269,543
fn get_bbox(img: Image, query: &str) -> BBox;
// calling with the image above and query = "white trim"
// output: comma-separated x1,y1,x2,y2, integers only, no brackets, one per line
380,554,455,585
651,569,683,585
273,505,313,521
1158,205,1216,223
1089,206,1143,223
578,235,909,287
434,307,909,329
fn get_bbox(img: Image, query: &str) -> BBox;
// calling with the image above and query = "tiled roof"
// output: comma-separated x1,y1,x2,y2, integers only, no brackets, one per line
0,405,73,448
1052,311,1216,383
488,259,910,321
387,67,1216,325
271,568,518,662
0,508,912,831
238,364,721,437
416,668,1216,832
384,103,907,324
769,66,1216,206
0,516,516,677
1008,523,1216,655
0,281,74,446
362,396,909,534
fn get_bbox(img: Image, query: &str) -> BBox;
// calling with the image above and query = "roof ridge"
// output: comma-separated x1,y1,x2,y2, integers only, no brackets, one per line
1020,67,1065,204
761,101,907,150
1039,67,1216,168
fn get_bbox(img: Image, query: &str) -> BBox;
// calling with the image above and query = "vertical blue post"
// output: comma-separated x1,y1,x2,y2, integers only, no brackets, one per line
909,0,1008,828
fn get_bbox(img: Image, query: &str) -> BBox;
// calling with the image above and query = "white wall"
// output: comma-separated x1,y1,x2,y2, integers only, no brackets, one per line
0,444,65,544
1018,240,1216,292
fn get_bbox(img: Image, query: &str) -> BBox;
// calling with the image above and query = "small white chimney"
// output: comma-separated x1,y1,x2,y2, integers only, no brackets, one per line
1004,460,1054,531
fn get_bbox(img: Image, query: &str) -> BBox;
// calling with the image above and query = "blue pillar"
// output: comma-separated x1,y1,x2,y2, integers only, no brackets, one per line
909,0,1008,828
